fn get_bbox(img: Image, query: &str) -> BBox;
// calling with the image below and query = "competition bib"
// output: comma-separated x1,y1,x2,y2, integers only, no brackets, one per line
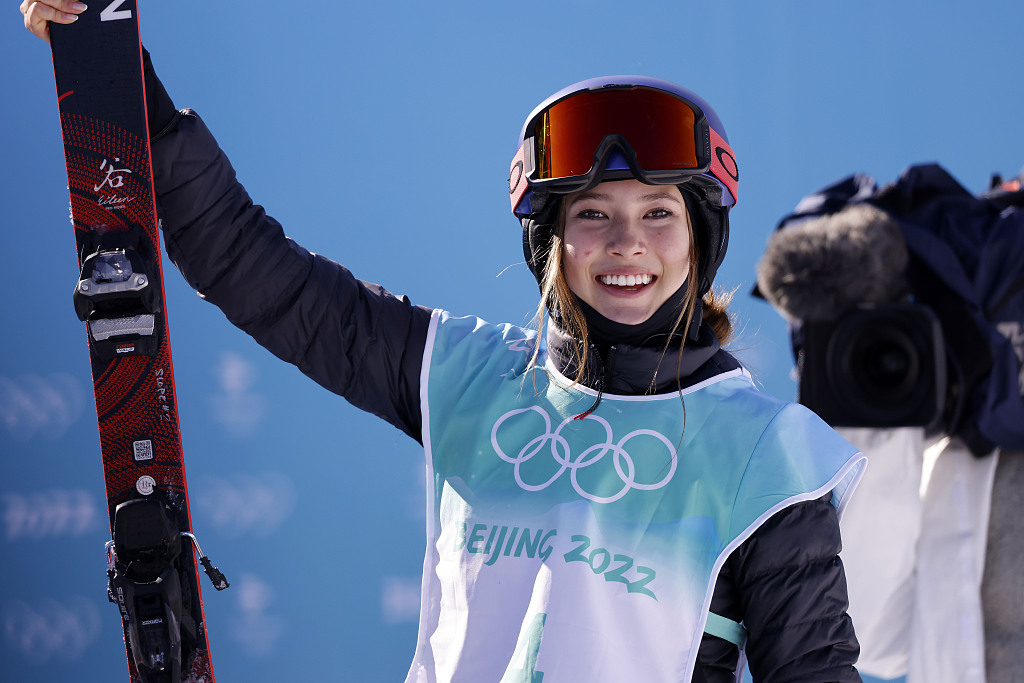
406,312,864,683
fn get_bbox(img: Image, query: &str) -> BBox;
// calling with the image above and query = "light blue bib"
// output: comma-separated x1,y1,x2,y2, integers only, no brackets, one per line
406,312,865,683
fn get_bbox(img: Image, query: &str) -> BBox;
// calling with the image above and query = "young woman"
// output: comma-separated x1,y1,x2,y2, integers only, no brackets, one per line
24,4,866,681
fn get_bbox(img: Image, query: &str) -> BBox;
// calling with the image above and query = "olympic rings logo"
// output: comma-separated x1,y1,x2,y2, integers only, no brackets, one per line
490,406,678,504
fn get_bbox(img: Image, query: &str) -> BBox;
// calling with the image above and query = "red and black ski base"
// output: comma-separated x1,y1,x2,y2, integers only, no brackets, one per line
49,3,226,682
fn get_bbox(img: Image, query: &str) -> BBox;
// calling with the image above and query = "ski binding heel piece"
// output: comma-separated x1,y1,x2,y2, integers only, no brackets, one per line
106,500,230,683
107,499,185,683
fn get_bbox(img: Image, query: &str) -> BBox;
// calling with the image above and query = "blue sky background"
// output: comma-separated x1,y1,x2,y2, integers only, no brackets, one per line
2,1,1023,681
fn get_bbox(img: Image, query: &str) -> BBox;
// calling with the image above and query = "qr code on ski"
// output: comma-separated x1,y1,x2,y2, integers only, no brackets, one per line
133,440,154,461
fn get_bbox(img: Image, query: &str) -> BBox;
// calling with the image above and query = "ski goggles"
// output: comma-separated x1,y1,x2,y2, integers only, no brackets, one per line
509,85,738,214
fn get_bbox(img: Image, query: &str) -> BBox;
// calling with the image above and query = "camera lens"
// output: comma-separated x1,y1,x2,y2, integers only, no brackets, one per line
848,329,919,399
821,305,942,425
799,303,945,427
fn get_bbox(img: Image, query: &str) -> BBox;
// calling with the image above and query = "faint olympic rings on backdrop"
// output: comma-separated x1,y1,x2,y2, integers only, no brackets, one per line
490,406,678,504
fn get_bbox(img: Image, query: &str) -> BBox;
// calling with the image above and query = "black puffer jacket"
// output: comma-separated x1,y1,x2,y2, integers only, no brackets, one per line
145,62,860,682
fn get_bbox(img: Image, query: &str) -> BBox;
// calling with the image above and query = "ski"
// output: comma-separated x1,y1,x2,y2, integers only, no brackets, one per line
48,3,227,682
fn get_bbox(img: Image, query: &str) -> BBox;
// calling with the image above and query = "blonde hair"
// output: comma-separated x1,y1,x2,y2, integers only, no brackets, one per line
527,198,733,386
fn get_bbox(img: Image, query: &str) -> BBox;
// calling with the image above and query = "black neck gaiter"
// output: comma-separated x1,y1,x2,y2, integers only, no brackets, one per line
547,281,724,396
573,283,691,353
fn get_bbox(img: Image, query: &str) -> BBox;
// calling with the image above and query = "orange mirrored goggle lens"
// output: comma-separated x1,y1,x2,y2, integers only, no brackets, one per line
535,88,701,180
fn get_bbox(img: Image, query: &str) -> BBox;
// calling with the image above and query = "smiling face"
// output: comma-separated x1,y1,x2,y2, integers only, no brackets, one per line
560,179,693,325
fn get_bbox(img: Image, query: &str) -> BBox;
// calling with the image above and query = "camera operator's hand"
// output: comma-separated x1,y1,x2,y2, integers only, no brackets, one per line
20,0,85,42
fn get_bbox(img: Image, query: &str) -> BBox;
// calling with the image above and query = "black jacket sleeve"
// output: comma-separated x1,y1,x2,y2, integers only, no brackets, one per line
698,496,862,682
149,106,431,441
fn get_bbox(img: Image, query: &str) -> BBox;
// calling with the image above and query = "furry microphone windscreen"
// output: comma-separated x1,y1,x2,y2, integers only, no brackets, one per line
755,203,909,321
